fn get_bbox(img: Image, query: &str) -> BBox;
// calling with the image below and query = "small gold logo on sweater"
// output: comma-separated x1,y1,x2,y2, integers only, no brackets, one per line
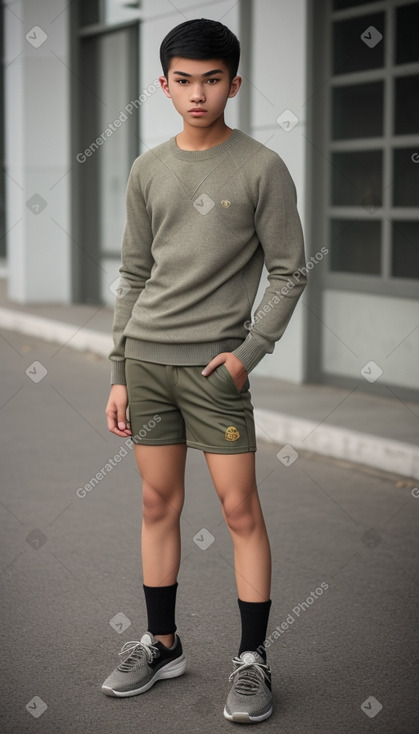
221,200,231,208
225,426,240,441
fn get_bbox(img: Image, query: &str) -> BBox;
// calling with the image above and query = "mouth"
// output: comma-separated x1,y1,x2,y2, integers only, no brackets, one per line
189,108,207,114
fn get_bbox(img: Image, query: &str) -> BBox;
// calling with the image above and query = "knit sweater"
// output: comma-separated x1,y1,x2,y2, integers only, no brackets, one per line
109,128,307,385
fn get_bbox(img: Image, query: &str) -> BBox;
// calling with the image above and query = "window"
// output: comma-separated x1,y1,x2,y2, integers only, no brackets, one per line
333,12,385,74
327,1,419,291
332,81,384,139
75,2,140,303
392,221,419,278
78,0,141,28
333,0,382,9
330,219,381,274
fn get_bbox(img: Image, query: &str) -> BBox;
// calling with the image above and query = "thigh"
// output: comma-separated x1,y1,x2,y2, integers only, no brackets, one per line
204,451,263,528
134,443,187,512
204,451,257,504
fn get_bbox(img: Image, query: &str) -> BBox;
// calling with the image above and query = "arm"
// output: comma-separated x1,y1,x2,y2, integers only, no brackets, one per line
108,158,154,386
106,159,153,438
231,154,307,374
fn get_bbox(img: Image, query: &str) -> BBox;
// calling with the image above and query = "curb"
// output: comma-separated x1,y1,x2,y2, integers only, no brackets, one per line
0,307,111,356
254,409,419,480
1,307,418,481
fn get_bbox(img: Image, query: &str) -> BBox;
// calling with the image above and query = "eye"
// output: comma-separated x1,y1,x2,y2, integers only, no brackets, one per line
206,78,220,84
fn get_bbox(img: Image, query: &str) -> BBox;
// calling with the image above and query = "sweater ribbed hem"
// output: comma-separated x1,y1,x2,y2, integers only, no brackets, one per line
231,333,272,374
110,335,271,384
110,359,127,386
125,336,245,367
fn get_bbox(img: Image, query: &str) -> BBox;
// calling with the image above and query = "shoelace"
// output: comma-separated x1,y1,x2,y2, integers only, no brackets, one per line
228,656,270,695
117,639,158,672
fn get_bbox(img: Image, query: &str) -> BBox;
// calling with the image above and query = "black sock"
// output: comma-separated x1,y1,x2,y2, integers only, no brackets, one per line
143,582,178,636
238,598,272,661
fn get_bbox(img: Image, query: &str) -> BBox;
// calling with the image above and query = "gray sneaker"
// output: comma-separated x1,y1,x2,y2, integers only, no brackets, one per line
223,651,273,723
101,631,186,697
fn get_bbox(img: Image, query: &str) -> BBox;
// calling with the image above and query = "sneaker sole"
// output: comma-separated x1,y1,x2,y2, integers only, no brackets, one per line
223,705,273,723
101,654,187,697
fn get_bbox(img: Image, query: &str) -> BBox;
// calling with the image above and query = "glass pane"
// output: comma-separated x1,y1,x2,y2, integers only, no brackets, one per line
396,3,419,65
393,148,419,207
395,75,419,135
79,0,102,26
333,82,383,139
332,151,383,207
330,219,381,274
333,0,381,8
98,30,135,254
392,222,419,279
333,13,384,75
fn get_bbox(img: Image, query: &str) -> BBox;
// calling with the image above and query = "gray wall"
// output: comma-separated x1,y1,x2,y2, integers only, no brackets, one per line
4,0,72,304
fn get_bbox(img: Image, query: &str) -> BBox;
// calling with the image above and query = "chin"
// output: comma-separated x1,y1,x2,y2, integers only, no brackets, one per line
186,117,213,127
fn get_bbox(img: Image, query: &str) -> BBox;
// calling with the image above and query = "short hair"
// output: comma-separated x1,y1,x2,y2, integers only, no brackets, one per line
160,18,240,82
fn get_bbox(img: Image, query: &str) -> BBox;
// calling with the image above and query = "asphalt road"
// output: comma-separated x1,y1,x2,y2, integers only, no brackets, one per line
1,328,418,734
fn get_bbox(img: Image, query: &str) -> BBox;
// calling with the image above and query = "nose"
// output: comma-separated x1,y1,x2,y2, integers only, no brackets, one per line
190,83,205,103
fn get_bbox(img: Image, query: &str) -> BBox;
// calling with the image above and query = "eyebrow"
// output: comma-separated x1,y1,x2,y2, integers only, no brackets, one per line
171,69,225,77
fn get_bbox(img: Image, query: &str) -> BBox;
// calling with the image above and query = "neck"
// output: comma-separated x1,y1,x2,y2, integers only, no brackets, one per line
176,118,233,151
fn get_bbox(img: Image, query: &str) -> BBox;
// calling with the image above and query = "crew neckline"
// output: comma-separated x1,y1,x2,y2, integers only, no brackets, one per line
169,128,241,160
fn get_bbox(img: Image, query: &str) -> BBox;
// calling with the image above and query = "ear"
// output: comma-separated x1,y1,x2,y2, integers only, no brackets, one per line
228,75,242,99
159,75,172,99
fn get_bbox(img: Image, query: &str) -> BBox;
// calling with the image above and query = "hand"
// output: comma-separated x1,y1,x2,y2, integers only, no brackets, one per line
105,384,133,437
201,352,248,391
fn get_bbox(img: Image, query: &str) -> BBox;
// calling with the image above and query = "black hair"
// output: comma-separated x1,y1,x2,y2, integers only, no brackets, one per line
160,18,240,82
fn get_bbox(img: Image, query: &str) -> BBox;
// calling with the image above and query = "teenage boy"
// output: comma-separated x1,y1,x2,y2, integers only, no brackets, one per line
103,18,306,724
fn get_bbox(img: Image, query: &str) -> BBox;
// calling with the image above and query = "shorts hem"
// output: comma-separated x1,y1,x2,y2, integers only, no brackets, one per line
186,440,257,454
131,438,186,446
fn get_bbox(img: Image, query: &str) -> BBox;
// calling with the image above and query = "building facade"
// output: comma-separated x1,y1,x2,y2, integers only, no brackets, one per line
2,0,418,398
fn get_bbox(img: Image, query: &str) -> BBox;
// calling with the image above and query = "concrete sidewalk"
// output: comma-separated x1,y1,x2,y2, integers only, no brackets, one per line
0,277,418,480
1,327,419,734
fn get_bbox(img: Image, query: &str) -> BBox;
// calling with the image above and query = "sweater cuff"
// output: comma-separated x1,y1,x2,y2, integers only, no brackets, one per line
110,359,126,386
231,333,271,374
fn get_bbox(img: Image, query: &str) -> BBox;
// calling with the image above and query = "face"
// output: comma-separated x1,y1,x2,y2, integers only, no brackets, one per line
159,57,241,128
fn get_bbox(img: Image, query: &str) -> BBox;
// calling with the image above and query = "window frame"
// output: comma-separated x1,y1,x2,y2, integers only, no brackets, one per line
323,0,419,299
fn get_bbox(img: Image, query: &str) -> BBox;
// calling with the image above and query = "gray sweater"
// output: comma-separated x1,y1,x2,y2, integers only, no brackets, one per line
109,128,307,385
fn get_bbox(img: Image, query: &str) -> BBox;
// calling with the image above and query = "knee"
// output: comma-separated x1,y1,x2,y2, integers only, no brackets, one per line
223,495,259,535
142,484,179,524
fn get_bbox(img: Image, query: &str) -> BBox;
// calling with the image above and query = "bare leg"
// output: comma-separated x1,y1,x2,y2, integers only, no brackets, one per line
133,443,187,646
204,451,271,601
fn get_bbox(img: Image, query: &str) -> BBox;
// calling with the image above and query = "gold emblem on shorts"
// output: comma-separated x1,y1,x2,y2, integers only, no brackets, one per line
221,200,231,208
225,425,240,441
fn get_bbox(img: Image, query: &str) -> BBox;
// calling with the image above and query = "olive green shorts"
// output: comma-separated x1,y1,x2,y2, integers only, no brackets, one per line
125,358,257,454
